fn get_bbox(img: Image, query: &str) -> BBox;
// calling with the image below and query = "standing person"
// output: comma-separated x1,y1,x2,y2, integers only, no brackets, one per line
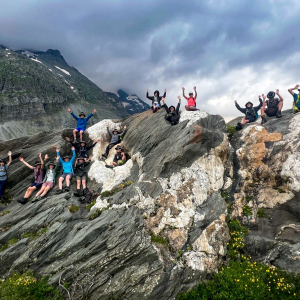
105,146,127,168
146,89,167,113
67,108,97,142
32,156,59,202
161,96,181,125
56,147,76,194
261,90,283,124
288,84,300,113
74,156,91,196
102,123,127,158
65,137,100,160
182,86,198,111
0,151,12,202
18,153,45,204
234,97,263,130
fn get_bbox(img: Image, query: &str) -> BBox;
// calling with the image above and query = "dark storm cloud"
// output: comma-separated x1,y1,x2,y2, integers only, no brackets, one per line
1,0,300,118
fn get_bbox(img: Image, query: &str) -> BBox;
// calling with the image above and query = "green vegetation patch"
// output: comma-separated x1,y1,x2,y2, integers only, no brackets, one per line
0,272,62,300
22,227,48,242
0,238,19,252
243,205,252,216
101,181,134,198
0,210,10,216
0,188,13,205
257,208,266,218
226,124,237,139
151,234,168,247
86,201,96,212
88,209,102,220
67,205,79,213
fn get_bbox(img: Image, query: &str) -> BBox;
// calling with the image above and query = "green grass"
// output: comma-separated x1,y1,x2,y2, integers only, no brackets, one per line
0,238,19,252
243,205,252,216
151,234,168,247
67,205,79,213
0,210,10,216
0,272,62,300
86,201,96,212
88,209,102,220
101,181,134,198
22,227,48,242
226,124,237,139
0,188,13,205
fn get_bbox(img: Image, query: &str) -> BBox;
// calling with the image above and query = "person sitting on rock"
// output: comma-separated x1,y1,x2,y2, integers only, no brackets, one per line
65,137,100,160
18,153,45,204
0,151,12,202
105,145,127,168
182,86,198,111
32,156,59,202
102,123,127,158
234,97,263,130
261,90,283,124
74,156,91,196
288,84,300,113
146,89,167,113
67,108,97,142
161,96,181,125
56,147,76,194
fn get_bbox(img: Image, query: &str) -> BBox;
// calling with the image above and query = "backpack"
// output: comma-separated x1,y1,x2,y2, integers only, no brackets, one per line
293,94,300,111
245,107,258,120
79,189,99,204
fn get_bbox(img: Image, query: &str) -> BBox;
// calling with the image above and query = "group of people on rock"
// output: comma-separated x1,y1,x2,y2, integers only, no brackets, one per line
146,86,198,125
234,85,300,130
0,107,129,204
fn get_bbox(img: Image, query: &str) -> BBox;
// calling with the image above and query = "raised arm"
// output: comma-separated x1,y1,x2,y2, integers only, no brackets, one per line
56,148,64,165
7,151,12,167
288,85,299,96
194,86,197,100
254,98,263,112
176,96,181,114
70,147,76,164
106,124,112,136
39,153,45,169
234,100,246,114
68,108,78,120
86,139,100,151
276,89,283,102
120,125,127,137
182,87,188,100
19,157,34,170
86,110,96,121
146,89,153,100
162,89,167,98
66,137,79,149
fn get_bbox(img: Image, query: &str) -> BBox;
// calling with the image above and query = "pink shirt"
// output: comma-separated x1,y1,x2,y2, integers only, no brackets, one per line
187,97,196,106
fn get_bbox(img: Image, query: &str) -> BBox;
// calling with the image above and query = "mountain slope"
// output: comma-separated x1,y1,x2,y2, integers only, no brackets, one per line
0,46,148,140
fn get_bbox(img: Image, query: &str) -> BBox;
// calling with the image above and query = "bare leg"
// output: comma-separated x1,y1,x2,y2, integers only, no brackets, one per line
260,106,266,116
35,186,46,197
278,101,283,111
80,130,84,141
77,180,81,189
73,129,78,140
185,105,198,111
40,186,51,197
24,186,36,198
111,162,117,166
66,175,71,187
82,180,86,189
59,177,64,190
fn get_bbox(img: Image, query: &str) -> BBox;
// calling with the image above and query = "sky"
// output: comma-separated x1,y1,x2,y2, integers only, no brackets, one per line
1,0,300,120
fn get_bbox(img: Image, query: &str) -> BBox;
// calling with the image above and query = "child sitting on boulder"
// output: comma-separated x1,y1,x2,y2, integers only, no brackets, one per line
182,86,198,111
105,146,128,168
32,156,59,202
102,123,127,158
18,153,45,204
74,156,91,196
67,108,97,142
0,151,12,202
65,137,100,160
56,147,76,194
162,96,181,125
146,89,167,113
234,97,263,130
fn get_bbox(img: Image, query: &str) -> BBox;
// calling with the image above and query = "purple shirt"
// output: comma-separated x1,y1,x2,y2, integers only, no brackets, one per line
34,167,44,183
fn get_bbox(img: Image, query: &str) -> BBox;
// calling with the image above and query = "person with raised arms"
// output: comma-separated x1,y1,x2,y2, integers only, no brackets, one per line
0,151,12,202
146,89,167,113
182,86,198,111
161,96,181,125
288,84,300,114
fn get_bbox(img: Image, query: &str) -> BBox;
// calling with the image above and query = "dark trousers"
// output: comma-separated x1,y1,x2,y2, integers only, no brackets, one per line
105,143,118,156
0,180,7,199
165,115,179,125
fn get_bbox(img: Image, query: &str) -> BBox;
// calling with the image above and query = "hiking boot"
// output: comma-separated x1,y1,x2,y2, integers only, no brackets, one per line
65,187,70,192
276,110,282,118
236,122,243,131
74,138,77,143
105,164,114,168
17,198,27,204
74,189,80,197
261,115,267,125
56,189,63,195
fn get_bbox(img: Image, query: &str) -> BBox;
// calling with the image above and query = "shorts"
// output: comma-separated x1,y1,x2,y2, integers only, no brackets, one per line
30,182,42,189
75,127,85,132
60,173,73,179
245,116,257,123
265,108,278,117
76,175,87,181
153,103,160,108
42,181,55,189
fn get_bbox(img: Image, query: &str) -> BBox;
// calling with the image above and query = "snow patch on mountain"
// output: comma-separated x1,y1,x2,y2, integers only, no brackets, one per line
30,58,45,65
55,66,71,76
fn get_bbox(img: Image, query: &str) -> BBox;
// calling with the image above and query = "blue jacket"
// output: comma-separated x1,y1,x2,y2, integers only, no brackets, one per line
57,149,76,174
71,112,93,130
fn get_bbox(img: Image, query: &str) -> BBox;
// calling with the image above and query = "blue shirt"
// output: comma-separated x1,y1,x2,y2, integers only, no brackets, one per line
57,149,76,174
71,112,93,130
0,165,8,181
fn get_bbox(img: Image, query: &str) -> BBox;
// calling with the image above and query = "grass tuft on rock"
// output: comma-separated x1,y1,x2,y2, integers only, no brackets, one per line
88,209,102,220
101,181,134,198
0,238,19,252
242,205,252,216
151,234,168,247
257,208,266,218
68,205,79,213
0,210,10,216
226,124,237,139
86,201,96,212
0,272,62,300
22,227,48,242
